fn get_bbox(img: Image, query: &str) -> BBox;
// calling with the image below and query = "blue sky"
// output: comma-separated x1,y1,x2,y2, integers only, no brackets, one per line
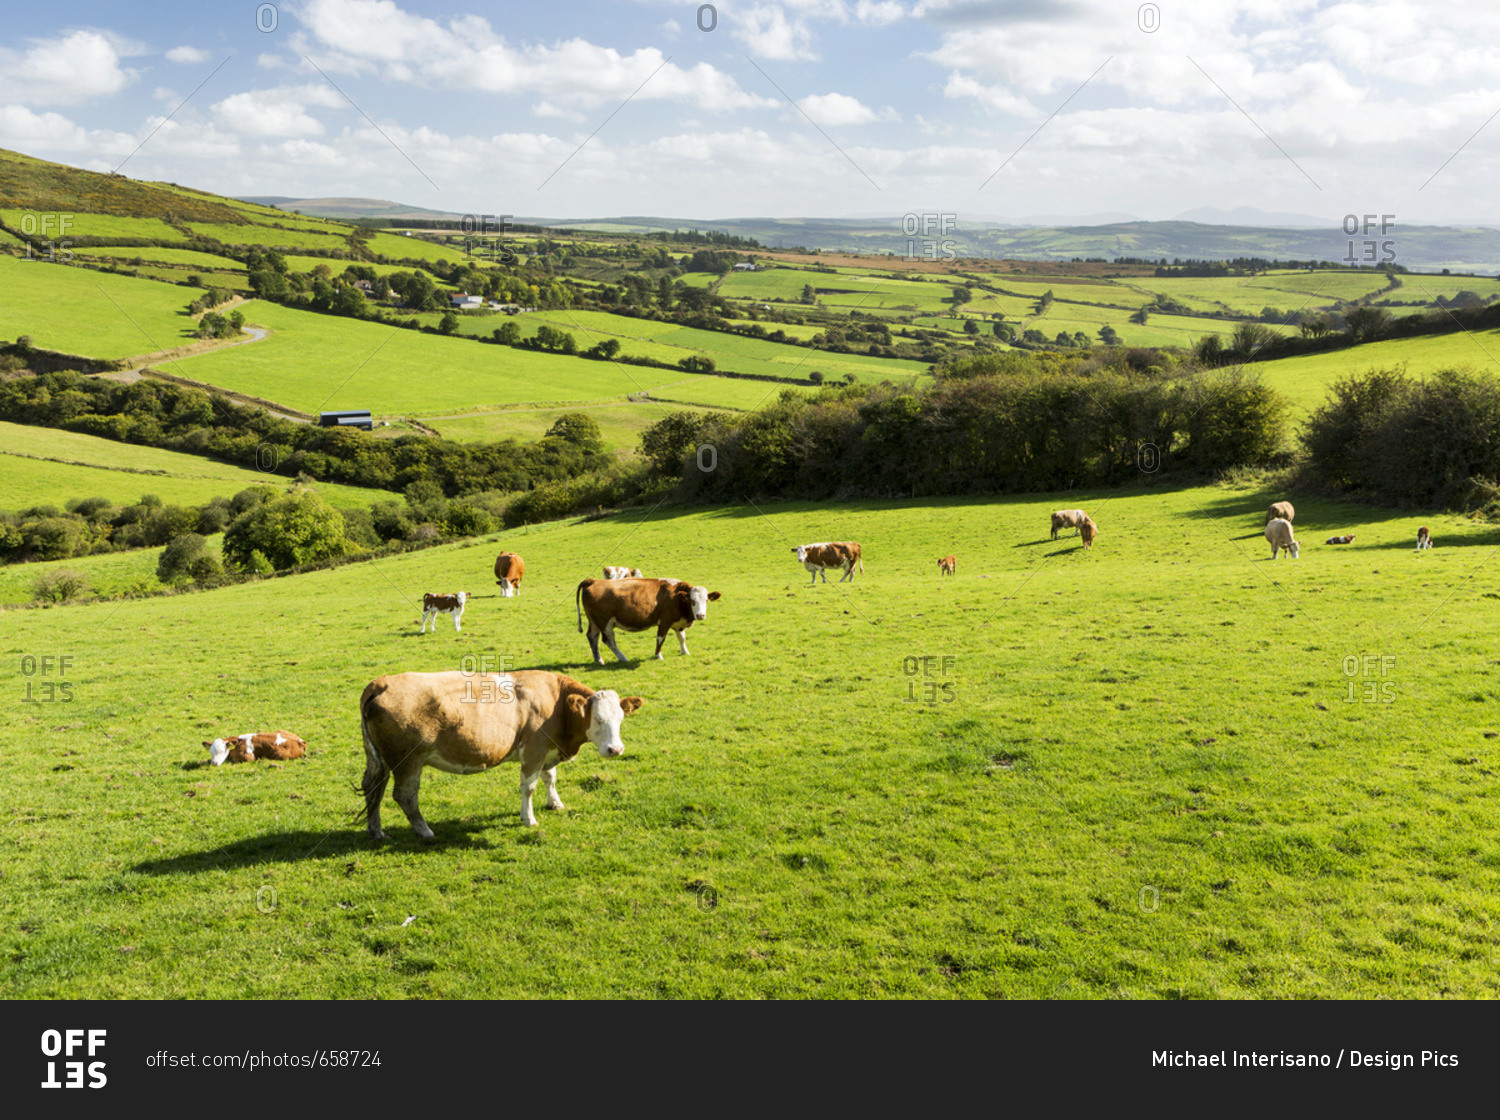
3,1,1499,226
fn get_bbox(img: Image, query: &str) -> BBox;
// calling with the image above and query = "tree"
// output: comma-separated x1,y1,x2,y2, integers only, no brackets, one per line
157,532,211,583
1344,306,1390,343
438,311,460,335
1130,307,1149,325
222,491,353,571
964,319,980,335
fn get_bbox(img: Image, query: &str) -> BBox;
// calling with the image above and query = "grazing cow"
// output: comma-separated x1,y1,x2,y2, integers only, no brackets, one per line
494,551,524,598
1417,526,1433,551
420,591,467,632
1079,519,1099,549
1050,509,1088,539
1266,501,1295,525
204,730,308,767
359,670,644,834
793,541,863,584
1325,535,1356,546
1266,517,1299,559
603,566,644,580
938,555,957,575
576,577,720,664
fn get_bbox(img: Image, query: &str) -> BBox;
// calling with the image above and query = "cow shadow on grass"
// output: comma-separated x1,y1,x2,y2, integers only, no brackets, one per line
130,817,521,874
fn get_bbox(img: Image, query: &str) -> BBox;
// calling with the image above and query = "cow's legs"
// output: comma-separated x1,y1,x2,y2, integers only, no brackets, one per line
420,609,431,633
840,564,854,582
392,766,435,840
543,766,564,812
519,765,542,826
361,741,390,841
603,620,630,663
587,623,604,665
675,626,690,656
451,610,462,632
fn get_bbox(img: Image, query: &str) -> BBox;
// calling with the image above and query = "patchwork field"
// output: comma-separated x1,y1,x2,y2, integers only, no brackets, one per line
5,484,1500,998
417,401,724,452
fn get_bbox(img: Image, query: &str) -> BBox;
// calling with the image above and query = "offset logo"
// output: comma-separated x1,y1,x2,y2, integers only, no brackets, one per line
40,1029,106,1088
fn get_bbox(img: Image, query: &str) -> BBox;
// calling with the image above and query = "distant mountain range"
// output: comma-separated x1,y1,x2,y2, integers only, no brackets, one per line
238,196,1500,274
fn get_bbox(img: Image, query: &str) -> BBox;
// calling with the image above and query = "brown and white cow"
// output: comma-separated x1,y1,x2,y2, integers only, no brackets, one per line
938,555,957,575
576,577,721,664
1079,518,1099,549
1050,510,1088,539
420,591,467,632
359,670,643,834
494,551,525,598
203,730,308,766
793,541,863,584
1325,534,1355,545
603,566,644,580
1417,526,1432,551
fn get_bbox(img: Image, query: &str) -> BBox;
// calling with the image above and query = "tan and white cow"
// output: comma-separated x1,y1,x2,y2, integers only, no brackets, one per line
420,591,467,632
576,577,720,664
603,566,644,580
204,730,308,766
793,541,863,584
1050,509,1088,539
494,551,525,598
359,670,644,834
938,555,957,575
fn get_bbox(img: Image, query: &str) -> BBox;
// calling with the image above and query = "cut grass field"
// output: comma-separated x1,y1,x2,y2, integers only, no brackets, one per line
0,421,396,511
4,483,1500,998
416,401,725,452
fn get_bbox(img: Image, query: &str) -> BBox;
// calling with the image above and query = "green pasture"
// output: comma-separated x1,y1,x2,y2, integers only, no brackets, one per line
80,247,249,272
281,255,420,278
183,222,352,250
1392,274,1500,305
985,278,1140,307
0,543,170,605
4,484,1500,997
173,301,759,414
417,401,724,454
1252,329,1500,417
0,209,187,243
1127,272,1391,316
363,232,474,265
0,255,198,358
0,420,394,512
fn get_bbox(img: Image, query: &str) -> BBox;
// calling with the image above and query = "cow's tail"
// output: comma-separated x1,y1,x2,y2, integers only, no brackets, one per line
576,580,585,633
857,547,864,573
355,684,389,826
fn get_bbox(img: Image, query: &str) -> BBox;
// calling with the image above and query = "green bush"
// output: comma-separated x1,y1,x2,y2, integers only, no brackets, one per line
157,533,210,583
223,490,353,571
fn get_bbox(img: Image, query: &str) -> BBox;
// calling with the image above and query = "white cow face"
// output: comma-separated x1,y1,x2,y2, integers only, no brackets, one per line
794,546,808,562
587,690,628,757
1289,542,1300,559
206,738,230,766
687,585,720,621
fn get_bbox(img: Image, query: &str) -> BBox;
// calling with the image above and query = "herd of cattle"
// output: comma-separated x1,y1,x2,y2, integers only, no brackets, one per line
203,502,1437,835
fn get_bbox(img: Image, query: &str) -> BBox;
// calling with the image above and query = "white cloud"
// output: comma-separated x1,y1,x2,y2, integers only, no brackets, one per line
210,85,348,139
734,5,819,61
801,93,890,125
853,1,906,26
294,0,774,109
0,31,135,106
165,46,210,64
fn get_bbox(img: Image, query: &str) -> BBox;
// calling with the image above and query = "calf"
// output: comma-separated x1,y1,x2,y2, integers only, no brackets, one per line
603,566,644,580
494,551,525,598
204,730,308,766
938,555,956,575
576,577,720,664
1417,526,1432,551
1079,519,1099,549
793,541,863,584
1325,535,1355,545
360,670,643,833
420,591,467,632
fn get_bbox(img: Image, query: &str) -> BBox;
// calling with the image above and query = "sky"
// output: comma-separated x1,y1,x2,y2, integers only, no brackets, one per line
2,0,1499,227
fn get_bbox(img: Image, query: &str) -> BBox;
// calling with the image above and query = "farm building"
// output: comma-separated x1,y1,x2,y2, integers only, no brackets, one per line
318,410,373,430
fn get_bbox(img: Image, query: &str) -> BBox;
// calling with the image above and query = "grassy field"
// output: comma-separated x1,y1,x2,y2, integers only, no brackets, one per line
4,483,1500,998
417,401,724,452
0,256,198,358
0,421,396,511
1253,329,1500,417
363,232,474,265
183,222,353,250
0,209,188,243
79,247,250,272
173,301,813,415
0,542,172,605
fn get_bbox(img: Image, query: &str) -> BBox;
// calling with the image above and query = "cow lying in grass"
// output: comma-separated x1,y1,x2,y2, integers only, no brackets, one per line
204,730,308,766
